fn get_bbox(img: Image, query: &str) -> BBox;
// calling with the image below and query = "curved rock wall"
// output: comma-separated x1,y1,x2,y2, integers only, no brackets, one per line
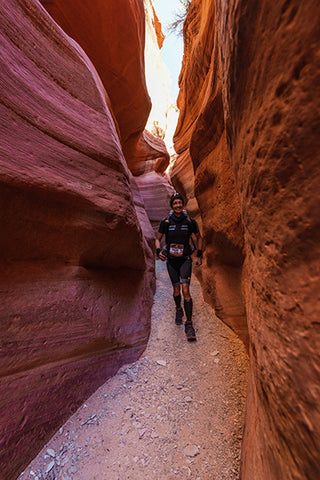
41,0,173,225
172,0,247,344
136,0,175,229
40,0,150,147
172,0,320,478
40,0,170,178
219,1,320,478
0,1,155,478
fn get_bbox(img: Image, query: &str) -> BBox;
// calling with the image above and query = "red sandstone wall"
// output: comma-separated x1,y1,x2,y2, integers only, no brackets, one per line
173,0,320,478
40,0,150,146
40,0,170,177
172,0,247,345
0,1,155,478
217,1,320,478
40,0,172,228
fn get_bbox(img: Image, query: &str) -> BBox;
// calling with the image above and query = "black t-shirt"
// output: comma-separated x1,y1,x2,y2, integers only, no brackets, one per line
159,212,199,258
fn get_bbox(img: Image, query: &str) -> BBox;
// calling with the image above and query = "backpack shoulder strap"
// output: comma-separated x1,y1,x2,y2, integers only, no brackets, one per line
182,210,192,225
165,210,173,224
166,210,192,224
162,212,172,234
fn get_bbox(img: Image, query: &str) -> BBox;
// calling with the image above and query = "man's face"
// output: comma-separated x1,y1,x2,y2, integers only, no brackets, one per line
172,199,184,214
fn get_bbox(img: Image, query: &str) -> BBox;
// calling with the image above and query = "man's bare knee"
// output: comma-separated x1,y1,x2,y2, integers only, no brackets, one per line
173,285,181,296
181,283,191,300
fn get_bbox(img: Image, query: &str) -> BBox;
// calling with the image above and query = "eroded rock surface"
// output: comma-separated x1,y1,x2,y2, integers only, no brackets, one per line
219,2,320,479
40,0,150,148
40,0,170,179
172,0,320,479
41,0,173,225
18,261,248,480
172,0,246,344
134,0,175,228
0,1,155,479
135,171,174,232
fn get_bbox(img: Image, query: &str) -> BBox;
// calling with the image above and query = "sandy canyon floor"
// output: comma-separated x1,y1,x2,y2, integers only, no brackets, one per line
18,260,248,480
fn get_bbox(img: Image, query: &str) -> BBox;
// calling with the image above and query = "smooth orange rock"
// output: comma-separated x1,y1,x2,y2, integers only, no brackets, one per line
40,0,171,187
0,1,154,479
151,3,164,49
40,0,151,147
135,171,175,232
124,129,170,176
172,0,246,343
173,0,320,478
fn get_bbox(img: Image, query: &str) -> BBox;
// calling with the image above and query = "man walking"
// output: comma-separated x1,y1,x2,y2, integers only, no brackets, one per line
155,193,202,341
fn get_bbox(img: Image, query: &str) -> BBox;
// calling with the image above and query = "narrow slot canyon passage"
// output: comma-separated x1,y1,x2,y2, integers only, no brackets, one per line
18,261,248,480
1,0,319,479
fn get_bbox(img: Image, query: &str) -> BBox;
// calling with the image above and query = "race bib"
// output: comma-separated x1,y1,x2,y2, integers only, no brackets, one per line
169,243,184,257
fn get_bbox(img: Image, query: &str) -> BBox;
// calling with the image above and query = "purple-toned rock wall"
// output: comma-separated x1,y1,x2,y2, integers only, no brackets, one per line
0,1,155,478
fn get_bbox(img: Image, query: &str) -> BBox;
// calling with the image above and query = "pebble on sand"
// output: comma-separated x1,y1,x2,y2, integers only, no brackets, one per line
183,444,200,457
156,360,167,366
45,461,55,473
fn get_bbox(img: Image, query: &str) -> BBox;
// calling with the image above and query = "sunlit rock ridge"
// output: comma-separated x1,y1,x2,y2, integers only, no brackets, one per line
0,0,160,478
144,0,178,154
171,0,320,479
136,0,176,229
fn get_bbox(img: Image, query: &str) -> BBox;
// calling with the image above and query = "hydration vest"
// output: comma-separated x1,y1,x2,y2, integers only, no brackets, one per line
163,210,192,229
163,211,195,257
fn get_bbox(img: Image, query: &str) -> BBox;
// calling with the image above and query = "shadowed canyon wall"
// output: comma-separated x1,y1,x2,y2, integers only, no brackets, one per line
172,0,320,479
0,0,158,478
41,0,174,230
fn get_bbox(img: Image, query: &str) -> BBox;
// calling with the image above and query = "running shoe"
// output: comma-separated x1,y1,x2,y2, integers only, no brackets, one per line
175,307,183,325
185,322,196,341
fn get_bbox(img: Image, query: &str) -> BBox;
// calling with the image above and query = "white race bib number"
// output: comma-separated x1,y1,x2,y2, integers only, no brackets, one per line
169,243,184,257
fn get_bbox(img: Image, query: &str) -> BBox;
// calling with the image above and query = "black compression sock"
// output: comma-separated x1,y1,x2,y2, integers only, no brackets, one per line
184,298,193,323
173,294,181,309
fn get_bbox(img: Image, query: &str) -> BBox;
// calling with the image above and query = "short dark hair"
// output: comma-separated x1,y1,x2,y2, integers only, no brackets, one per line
170,193,184,208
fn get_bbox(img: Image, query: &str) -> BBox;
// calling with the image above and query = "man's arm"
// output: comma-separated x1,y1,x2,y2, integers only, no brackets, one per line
196,232,202,252
192,232,203,265
155,232,162,250
156,232,166,261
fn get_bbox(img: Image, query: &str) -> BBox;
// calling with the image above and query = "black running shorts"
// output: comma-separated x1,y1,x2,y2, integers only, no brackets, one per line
166,257,192,286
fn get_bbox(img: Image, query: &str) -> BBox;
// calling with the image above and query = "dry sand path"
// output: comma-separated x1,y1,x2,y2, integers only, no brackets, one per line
18,260,248,480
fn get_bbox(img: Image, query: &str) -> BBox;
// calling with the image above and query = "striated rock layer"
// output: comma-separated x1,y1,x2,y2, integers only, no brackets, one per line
40,0,170,178
0,1,155,479
135,0,175,229
41,0,173,226
40,0,150,148
172,0,246,344
173,0,320,479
